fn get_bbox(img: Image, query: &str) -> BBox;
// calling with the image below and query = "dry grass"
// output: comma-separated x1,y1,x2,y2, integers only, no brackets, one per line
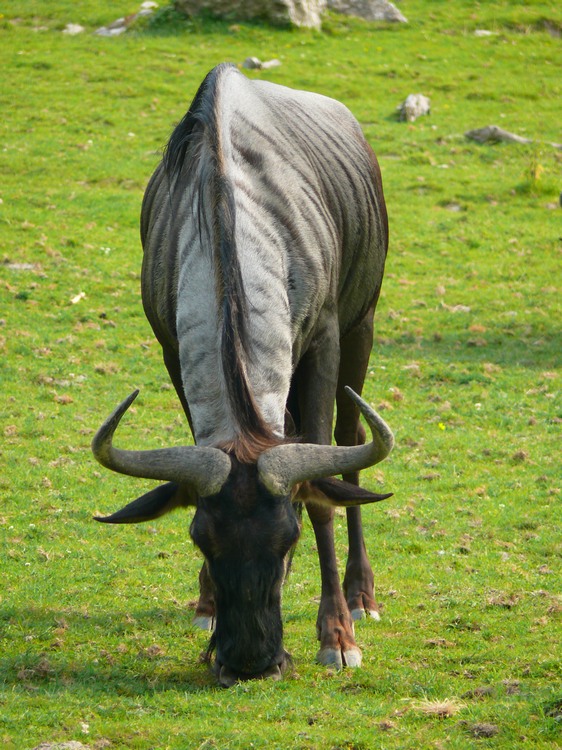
411,697,465,719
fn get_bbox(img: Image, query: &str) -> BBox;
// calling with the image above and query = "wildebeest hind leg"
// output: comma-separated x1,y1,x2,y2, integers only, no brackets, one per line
342,506,380,621
335,308,380,621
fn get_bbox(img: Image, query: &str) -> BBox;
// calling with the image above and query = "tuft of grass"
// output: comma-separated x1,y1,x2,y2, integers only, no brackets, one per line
412,697,465,719
515,148,560,197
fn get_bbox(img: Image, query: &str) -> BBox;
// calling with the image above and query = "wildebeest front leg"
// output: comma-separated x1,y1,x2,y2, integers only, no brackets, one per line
161,351,219,631
343,506,380,621
193,561,215,631
154,348,219,631
296,321,361,668
336,308,380,621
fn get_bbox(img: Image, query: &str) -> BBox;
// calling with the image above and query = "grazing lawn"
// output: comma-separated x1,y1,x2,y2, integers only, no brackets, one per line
1,1,560,747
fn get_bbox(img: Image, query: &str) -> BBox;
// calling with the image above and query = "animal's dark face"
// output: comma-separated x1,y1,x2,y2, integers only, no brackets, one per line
189,462,301,685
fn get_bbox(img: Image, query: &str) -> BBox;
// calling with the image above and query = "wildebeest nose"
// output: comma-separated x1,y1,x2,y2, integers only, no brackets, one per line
218,663,282,688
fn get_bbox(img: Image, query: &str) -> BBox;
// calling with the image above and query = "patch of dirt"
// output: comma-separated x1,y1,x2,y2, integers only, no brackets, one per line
459,721,500,738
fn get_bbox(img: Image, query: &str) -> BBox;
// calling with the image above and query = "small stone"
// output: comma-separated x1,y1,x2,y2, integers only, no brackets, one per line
261,58,282,69
62,23,85,35
243,57,263,69
399,93,430,122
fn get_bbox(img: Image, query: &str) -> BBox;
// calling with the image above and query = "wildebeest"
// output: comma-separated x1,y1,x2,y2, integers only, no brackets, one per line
93,64,393,687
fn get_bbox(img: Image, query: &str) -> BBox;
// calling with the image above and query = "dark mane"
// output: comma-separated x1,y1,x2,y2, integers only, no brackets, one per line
163,64,281,463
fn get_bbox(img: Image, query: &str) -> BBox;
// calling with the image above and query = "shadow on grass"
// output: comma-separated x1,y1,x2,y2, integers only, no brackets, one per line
376,326,561,372
0,606,219,694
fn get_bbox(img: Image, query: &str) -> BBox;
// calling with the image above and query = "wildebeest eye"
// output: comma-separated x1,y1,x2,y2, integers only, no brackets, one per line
189,511,215,557
277,513,301,554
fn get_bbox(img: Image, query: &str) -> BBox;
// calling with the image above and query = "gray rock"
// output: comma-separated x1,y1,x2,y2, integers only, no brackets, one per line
243,56,263,69
465,125,532,145
327,0,407,23
465,125,562,150
174,0,327,29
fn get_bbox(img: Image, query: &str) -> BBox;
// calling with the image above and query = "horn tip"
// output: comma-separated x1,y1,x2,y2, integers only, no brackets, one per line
126,389,140,406
93,513,138,524
344,385,395,456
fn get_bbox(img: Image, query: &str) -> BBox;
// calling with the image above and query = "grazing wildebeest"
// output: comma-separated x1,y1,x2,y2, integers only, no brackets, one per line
93,64,394,687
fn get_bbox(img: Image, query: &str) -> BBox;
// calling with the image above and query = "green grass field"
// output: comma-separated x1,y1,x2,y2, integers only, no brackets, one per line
1,1,560,747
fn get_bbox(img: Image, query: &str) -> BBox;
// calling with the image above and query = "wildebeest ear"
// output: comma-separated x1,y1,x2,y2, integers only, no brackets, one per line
94,481,197,524
296,477,392,508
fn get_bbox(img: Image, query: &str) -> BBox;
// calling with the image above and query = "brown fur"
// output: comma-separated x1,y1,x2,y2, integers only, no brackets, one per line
219,430,284,465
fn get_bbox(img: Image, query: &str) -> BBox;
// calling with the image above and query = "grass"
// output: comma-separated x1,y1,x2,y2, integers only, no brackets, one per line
1,1,561,747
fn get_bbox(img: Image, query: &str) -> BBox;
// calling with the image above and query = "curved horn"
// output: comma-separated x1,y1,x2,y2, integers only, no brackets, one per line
257,387,394,496
92,390,232,497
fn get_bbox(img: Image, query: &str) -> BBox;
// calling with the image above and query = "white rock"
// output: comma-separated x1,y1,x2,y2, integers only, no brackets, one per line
62,23,85,35
243,57,282,70
399,93,431,122
261,59,282,69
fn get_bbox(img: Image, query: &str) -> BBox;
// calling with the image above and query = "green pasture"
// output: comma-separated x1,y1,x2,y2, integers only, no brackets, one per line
1,1,560,747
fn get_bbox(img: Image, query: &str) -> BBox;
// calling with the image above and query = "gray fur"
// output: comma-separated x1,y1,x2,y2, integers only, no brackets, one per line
141,64,388,450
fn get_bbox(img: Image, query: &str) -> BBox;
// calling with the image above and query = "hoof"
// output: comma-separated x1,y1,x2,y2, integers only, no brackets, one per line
193,614,215,631
317,647,362,669
343,648,362,668
317,647,343,669
350,608,366,621
350,607,380,622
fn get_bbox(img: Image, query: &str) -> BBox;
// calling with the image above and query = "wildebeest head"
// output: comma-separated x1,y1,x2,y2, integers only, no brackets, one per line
92,387,393,686
191,461,300,684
